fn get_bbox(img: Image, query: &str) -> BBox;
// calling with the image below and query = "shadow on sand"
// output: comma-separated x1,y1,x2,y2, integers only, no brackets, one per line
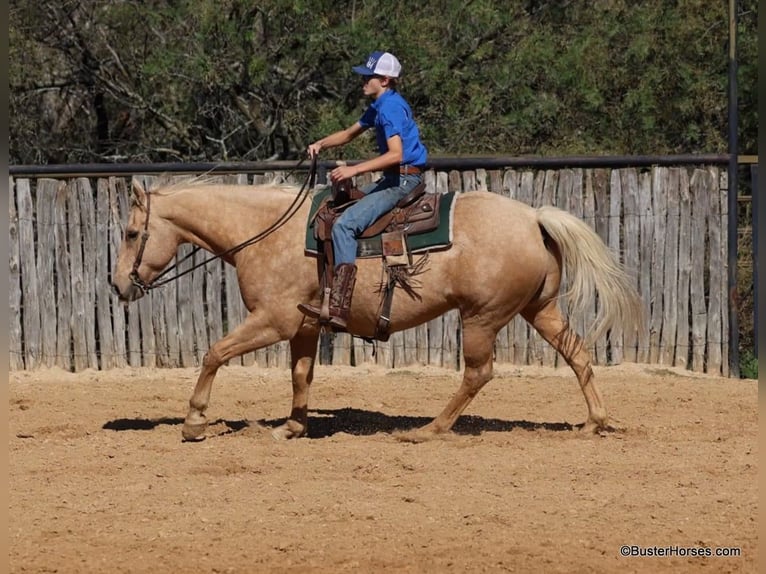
103,408,589,438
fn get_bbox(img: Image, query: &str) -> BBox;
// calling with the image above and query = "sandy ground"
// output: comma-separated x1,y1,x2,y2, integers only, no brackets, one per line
9,362,758,573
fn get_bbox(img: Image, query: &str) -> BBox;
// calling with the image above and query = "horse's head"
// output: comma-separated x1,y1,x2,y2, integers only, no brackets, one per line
111,179,181,302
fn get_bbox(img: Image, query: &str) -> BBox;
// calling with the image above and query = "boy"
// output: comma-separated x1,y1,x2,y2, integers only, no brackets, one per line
299,51,428,330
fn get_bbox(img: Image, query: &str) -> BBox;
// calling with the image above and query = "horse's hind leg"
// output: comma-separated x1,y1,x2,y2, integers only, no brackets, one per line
182,311,284,441
271,327,320,440
522,300,607,433
417,319,495,435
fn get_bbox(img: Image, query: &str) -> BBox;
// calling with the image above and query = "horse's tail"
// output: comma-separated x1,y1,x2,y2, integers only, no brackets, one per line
535,205,645,344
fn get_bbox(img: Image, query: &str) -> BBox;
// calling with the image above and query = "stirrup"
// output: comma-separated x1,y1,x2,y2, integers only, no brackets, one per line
297,302,321,320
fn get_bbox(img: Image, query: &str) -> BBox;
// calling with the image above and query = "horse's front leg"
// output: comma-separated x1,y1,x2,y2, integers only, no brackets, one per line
182,311,283,441
271,326,320,440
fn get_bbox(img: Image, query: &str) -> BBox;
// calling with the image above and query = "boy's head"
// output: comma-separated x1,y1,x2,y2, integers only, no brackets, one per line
352,51,401,79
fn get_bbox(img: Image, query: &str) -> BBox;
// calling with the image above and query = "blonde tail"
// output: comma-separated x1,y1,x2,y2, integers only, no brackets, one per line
536,205,645,344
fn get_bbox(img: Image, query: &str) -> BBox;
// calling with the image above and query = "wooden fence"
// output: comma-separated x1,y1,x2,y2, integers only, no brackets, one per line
8,165,730,375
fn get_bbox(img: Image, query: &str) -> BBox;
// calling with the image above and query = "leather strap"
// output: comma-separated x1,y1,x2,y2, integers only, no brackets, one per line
374,273,396,342
385,165,423,176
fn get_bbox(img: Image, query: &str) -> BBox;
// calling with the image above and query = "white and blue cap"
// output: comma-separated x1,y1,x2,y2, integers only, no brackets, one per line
352,51,401,78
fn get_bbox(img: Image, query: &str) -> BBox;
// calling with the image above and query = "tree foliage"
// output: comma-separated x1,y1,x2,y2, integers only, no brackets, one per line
9,0,758,164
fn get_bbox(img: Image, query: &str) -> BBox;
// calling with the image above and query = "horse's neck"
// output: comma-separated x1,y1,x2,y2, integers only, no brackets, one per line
159,185,295,256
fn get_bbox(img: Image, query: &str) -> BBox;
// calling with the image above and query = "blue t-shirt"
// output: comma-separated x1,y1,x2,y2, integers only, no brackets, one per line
358,90,428,168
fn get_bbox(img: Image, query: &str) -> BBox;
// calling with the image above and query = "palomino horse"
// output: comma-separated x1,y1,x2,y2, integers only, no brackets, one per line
111,177,643,441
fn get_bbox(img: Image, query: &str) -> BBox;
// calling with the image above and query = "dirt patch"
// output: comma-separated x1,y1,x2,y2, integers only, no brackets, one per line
9,363,757,573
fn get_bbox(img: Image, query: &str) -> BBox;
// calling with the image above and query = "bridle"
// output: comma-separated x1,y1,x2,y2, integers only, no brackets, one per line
128,188,154,292
128,156,318,294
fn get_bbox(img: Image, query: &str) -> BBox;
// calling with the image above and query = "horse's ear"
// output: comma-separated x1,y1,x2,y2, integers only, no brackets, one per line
131,179,147,210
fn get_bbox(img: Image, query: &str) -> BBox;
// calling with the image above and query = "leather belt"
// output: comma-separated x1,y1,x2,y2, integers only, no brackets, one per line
386,165,423,176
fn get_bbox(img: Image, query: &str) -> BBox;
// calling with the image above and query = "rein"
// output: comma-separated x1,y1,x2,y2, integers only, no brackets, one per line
129,157,318,293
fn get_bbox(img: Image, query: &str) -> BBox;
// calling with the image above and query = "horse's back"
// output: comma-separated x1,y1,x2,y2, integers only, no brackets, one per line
451,190,546,259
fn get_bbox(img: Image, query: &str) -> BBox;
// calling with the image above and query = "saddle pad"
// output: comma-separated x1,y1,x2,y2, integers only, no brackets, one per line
304,186,458,259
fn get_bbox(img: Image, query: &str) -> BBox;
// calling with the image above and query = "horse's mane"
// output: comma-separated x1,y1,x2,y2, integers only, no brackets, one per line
148,174,303,197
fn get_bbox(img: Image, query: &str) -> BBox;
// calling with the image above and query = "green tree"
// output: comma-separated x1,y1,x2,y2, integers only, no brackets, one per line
9,0,758,164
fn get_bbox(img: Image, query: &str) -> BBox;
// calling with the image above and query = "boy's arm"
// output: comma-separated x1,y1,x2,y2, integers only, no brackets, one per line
330,135,402,182
308,122,366,157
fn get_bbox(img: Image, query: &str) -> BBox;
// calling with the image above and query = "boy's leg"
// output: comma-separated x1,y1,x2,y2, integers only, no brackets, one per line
332,174,422,264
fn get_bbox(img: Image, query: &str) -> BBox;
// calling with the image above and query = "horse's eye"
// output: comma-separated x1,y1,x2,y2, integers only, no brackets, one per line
126,230,140,241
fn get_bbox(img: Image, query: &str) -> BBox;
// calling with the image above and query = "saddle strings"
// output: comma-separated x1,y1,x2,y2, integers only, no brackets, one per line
145,156,318,290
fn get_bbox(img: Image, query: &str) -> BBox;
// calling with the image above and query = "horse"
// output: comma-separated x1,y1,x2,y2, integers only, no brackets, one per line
111,176,644,442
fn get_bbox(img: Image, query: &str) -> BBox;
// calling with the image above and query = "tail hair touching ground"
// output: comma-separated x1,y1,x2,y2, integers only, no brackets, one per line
535,205,645,345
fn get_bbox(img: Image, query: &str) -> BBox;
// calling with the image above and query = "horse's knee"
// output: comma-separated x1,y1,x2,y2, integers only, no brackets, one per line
463,363,493,396
202,348,223,369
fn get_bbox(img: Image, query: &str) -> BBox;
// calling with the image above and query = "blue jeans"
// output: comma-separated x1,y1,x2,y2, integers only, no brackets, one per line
332,173,423,266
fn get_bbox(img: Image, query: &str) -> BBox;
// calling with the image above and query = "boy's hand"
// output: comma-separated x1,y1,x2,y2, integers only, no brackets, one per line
330,165,358,183
307,143,322,158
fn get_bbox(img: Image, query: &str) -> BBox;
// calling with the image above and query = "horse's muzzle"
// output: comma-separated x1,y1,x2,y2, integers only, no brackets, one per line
111,280,145,303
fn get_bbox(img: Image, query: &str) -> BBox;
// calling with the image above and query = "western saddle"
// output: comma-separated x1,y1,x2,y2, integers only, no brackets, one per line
310,180,441,340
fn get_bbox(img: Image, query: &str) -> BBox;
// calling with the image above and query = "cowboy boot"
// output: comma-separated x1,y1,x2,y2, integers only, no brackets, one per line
297,264,358,328
327,263,357,331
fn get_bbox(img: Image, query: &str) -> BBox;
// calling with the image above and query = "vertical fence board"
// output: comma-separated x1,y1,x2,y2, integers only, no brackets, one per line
108,178,128,368
175,244,197,367
67,181,90,371
391,330,406,367
54,182,73,371
17,179,41,368
95,179,116,369
77,179,100,369
649,168,668,364
659,169,681,365
163,272,181,367
621,168,640,362
333,333,352,366
607,170,624,364
403,325,418,366
36,180,58,367
707,168,724,375
689,170,709,372
9,178,24,370
636,172,653,363
152,289,171,367
675,169,692,368
717,168,729,376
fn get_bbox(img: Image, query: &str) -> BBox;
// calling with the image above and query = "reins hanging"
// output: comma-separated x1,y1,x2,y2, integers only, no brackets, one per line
130,156,318,293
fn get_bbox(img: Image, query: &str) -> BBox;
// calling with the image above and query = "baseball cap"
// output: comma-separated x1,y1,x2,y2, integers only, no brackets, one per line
352,51,401,78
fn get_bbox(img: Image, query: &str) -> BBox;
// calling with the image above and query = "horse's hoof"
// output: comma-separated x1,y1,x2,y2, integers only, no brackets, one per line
182,422,207,442
395,423,451,443
580,419,605,435
271,421,306,440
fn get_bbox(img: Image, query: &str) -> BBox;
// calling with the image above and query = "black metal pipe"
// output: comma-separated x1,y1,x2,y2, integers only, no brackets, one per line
727,0,740,377
9,153,730,178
